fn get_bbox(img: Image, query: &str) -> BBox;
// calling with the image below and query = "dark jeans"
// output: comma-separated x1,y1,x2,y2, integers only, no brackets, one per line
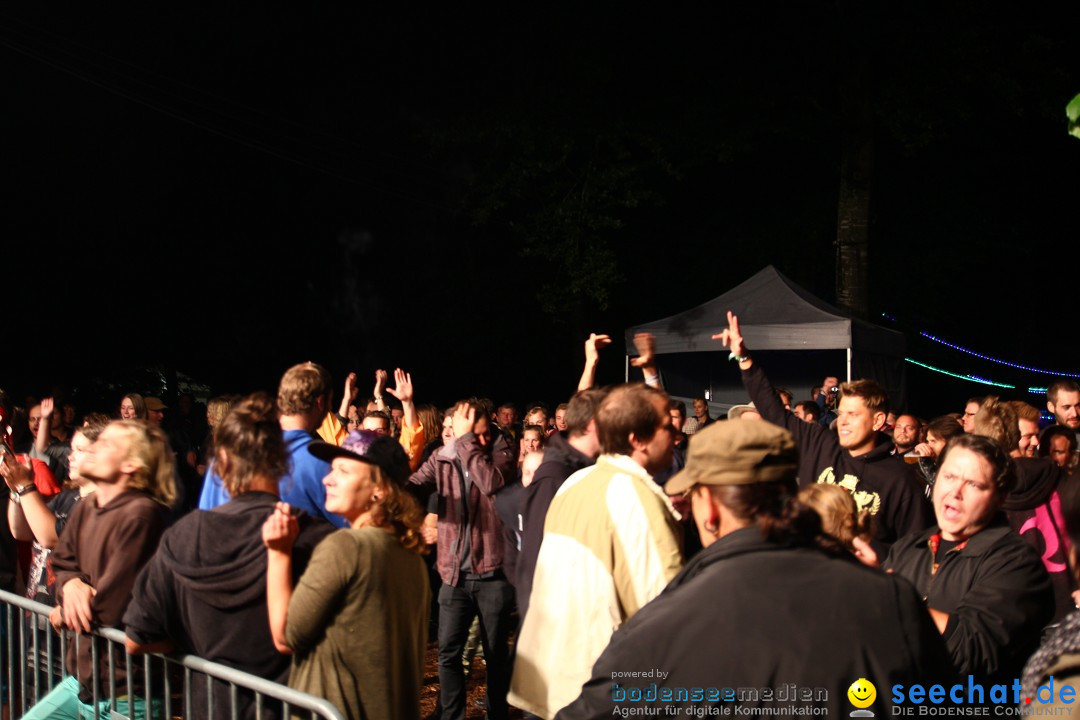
437,577,514,720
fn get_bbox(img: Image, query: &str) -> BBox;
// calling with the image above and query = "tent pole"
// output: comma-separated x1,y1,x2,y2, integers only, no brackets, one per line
846,348,853,382
625,355,629,383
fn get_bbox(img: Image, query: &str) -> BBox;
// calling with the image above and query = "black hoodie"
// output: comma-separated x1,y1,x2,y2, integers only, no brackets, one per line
1003,456,1074,622
124,492,333,719
885,520,1053,686
742,363,932,554
516,431,595,620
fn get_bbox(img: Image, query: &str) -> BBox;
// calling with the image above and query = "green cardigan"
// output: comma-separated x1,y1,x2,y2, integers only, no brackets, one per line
286,527,430,720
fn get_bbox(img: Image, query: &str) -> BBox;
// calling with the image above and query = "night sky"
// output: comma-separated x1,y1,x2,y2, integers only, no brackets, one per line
3,4,1078,417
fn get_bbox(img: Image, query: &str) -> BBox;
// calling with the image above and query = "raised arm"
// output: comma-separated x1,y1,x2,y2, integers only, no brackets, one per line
577,333,612,392
338,372,359,420
262,502,299,654
1,452,36,542
711,310,754,373
386,368,419,430
714,311,824,442
373,370,389,412
630,333,662,388
34,398,55,454
453,403,512,496
387,368,425,470
1,452,63,545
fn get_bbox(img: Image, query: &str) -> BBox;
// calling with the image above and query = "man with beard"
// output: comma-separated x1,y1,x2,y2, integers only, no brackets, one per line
892,414,920,455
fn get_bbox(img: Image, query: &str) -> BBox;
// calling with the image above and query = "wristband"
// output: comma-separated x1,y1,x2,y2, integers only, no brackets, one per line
17,483,38,497
728,352,750,363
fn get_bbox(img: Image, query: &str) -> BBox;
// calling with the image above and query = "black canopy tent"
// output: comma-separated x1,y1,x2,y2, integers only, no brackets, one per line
624,266,909,411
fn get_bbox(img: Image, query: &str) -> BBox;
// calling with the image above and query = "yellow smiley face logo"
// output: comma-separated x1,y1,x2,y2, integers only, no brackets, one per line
847,678,876,708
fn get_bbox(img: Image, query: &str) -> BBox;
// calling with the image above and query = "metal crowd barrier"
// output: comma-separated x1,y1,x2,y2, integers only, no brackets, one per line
0,589,345,720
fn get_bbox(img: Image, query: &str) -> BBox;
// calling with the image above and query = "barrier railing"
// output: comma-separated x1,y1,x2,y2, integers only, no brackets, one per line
0,588,345,720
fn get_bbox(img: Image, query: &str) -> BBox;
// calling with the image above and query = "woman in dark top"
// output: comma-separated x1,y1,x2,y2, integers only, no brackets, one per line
124,393,332,720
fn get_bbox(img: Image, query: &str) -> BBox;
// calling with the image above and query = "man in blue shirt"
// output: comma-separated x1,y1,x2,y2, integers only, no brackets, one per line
198,362,347,528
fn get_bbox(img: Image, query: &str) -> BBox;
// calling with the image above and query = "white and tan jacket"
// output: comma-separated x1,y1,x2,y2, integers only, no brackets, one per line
509,454,682,719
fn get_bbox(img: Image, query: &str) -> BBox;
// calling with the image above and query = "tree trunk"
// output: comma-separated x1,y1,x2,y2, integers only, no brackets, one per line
835,51,874,320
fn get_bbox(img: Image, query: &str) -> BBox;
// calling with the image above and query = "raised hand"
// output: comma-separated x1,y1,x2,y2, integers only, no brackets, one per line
343,373,359,404
40,398,55,420
629,333,656,368
584,333,612,365
452,403,477,439
711,310,746,359
386,368,414,405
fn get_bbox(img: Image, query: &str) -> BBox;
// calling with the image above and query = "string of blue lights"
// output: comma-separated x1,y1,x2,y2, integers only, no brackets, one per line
916,329,1080,378
905,358,1049,395
881,314,1076,394
903,358,1015,389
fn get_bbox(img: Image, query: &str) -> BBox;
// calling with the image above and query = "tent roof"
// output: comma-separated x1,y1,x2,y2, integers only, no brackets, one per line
625,265,906,357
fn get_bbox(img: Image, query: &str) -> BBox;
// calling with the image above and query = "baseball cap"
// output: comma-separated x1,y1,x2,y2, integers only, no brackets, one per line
144,397,168,411
308,430,411,486
665,419,797,495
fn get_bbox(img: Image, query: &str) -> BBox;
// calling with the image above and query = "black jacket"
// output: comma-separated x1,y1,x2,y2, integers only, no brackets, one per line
742,363,932,554
124,492,333,719
516,431,595,620
1003,457,1074,622
884,520,1054,686
494,479,525,588
558,526,955,719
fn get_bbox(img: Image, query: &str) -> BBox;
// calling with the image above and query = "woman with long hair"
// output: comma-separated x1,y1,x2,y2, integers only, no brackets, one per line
912,415,966,489
124,392,332,719
118,393,147,421
263,430,429,720
797,482,876,565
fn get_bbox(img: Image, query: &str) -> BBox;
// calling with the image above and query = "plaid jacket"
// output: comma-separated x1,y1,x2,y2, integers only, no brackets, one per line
408,431,515,586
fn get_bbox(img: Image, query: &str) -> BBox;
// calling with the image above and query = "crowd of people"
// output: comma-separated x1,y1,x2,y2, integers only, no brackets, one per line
0,311,1078,718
